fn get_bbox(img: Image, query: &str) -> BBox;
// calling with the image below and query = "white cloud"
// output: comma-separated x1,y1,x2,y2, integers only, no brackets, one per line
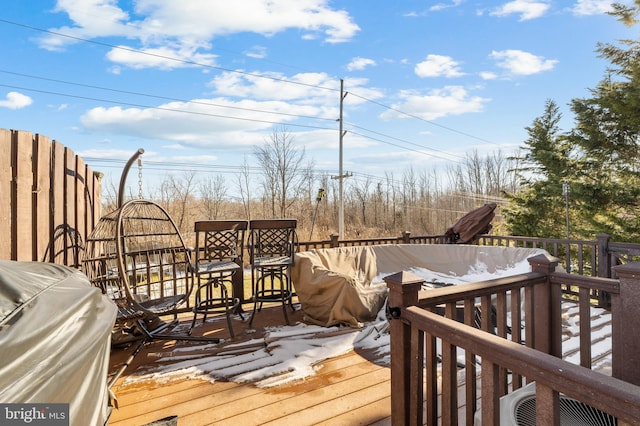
39,0,360,67
429,0,464,12
490,49,557,75
245,46,268,59
54,0,131,30
76,148,149,160
404,0,463,16
347,57,376,71
480,71,498,80
0,92,33,109
77,70,384,150
415,54,465,78
210,71,337,102
106,45,217,70
38,0,135,51
80,100,280,145
490,0,550,21
380,86,489,121
572,0,617,16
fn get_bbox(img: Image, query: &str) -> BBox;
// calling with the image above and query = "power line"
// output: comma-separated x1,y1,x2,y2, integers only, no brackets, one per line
0,15,511,201
344,121,466,161
0,69,338,123
0,17,498,150
88,156,508,211
346,129,464,163
0,18,340,93
0,83,336,131
347,91,497,145
0,78,471,166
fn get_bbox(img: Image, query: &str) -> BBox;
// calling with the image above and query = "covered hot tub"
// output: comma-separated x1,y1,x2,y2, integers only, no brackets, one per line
291,244,549,327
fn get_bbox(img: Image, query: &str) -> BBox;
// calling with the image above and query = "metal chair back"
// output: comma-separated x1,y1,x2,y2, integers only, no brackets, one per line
191,220,248,337
247,219,298,326
194,220,248,268
249,219,298,266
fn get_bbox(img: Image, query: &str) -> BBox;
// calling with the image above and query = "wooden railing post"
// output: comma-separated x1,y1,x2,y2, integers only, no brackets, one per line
597,233,612,278
400,231,411,244
528,253,562,357
611,262,640,386
596,233,612,308
385,271,424,426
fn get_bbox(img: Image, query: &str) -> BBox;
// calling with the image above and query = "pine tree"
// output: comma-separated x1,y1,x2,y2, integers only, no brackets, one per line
505,3,640,242
565,2,640,241
503,100,572,238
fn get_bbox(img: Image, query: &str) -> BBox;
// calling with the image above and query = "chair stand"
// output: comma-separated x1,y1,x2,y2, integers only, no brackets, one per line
189,277,243,338
249,266,295,327
108,314,221,389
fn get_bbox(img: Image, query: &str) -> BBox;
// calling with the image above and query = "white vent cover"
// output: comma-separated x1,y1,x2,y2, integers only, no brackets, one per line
499,381,617,426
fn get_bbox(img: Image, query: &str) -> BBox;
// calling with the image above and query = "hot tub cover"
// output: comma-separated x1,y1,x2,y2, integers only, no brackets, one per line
292,244,548,327
0,260,117,426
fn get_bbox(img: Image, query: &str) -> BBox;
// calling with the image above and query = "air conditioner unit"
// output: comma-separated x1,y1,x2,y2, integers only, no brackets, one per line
498,381,617,426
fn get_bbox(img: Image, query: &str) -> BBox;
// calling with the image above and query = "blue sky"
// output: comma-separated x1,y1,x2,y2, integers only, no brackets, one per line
0,1,634,195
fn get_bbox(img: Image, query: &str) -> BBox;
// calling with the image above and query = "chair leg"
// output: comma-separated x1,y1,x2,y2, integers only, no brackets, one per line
221,285,235,338
281,297,290,325
189,310,198,335
249,267,293,326
248,296,259,327
276,269,290,325
284,273,296,312
236,304,245,321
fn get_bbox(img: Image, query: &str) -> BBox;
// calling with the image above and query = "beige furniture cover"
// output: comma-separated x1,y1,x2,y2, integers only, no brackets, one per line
292,244,547,327
0,260,117,426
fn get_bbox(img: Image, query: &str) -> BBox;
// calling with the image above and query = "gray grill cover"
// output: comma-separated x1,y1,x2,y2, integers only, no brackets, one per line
0,260,117,426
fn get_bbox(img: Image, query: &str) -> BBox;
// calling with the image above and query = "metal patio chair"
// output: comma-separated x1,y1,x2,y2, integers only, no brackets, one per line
248,219,298,326
190,220,248,337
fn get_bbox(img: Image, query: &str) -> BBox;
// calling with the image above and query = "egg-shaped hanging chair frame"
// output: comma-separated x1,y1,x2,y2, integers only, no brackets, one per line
113,198,194,317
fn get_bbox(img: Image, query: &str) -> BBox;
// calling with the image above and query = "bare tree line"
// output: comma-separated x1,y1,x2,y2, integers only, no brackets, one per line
101,130,520,241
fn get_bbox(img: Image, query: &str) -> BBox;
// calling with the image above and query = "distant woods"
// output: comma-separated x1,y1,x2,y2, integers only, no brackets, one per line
102,128,519,241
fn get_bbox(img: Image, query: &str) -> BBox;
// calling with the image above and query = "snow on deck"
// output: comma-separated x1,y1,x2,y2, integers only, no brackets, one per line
121,298,611,388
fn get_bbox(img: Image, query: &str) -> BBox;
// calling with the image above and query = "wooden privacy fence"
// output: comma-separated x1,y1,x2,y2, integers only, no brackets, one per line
0,128,102,268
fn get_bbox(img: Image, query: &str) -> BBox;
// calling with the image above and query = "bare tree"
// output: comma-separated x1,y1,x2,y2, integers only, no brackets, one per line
199,174,227,219
157,170,197,232
235,156,253,220
351,177,372,226
253,126,310,218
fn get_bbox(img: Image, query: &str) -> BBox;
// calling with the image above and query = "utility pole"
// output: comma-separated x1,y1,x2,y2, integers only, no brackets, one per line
332,79,351,239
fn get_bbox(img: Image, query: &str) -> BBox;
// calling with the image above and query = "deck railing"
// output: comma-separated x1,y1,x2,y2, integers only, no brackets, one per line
300,232,640,308
385,255,640,425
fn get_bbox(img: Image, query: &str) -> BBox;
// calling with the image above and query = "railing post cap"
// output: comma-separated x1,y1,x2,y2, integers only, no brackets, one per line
527,252,560,267
613,261,640,278
384,271,424,289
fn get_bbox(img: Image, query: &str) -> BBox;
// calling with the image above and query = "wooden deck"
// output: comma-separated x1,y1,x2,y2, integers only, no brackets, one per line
106,299,612,426
107,301,394,426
